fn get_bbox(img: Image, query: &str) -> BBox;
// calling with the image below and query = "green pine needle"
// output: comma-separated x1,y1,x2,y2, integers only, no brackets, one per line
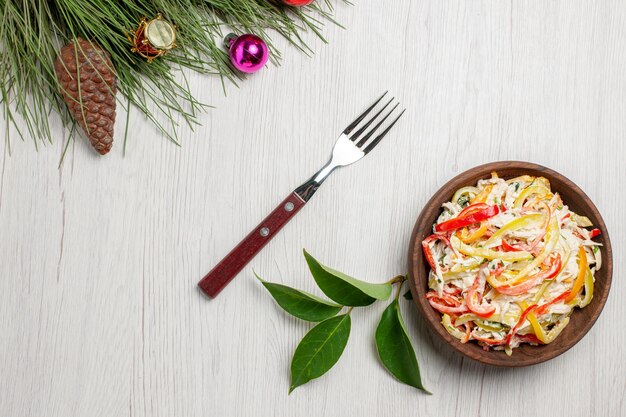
0,0,347,154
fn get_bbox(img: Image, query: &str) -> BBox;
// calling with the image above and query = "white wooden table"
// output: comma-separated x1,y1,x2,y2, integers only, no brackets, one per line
1,1,625,416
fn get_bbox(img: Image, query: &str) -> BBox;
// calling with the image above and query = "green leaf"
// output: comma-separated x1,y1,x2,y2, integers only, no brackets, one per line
256,274,343,322
290,314,351,393
375,300,431,394
403,289,413,300
303,249,392,306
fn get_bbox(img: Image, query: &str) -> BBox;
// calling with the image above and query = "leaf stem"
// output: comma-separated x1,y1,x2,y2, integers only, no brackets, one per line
345,307,354,315
395,280,405,300
385,275,407,286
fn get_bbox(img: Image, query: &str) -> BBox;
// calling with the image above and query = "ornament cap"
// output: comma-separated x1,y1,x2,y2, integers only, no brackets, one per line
224,33,238,49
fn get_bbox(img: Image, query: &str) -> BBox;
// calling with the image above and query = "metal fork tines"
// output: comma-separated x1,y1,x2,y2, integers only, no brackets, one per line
198,92,405,298
295,92,405,201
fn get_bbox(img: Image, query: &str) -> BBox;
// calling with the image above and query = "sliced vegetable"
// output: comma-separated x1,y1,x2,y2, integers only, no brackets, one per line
494,253,562,296
482,213,543,248
441,314,467,340
464,273,495,318
426,291,469,314
471,185,493,204
451,235,533,262
579,265,594,307
534,290,571,316
452,186,480,207
421,234,454,270
505,304,538,345
526,310,547,343
565,247,588,304
458,222,489,243
513,185,551,208
571,213,593,227
502,216,560,285
434,204,502,233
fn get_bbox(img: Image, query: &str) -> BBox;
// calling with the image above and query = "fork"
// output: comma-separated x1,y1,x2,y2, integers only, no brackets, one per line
198,93,405,298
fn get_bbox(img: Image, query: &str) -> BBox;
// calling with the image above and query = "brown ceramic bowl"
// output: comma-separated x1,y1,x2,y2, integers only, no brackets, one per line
408,161,612,367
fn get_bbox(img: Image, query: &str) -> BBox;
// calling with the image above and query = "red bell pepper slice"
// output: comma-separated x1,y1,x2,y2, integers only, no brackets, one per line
534,290,571,316
504,304,538,345
427,298,469,314
473,334,506,346
516,333,543,344
494,253,562,296
464,274,496,318
426,291,469,314
435,203,503,233
501,240,520,252
421,233,453,270
589,228,601,239
476,304,539,348
443,284,462,296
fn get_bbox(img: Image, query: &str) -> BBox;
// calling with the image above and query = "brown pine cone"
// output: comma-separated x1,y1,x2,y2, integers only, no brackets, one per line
54,38,117,155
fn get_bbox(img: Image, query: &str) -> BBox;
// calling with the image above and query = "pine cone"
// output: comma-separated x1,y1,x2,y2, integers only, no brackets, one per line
54,38,117,155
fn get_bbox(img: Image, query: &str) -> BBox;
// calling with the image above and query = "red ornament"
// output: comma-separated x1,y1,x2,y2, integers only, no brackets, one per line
282,0,315,6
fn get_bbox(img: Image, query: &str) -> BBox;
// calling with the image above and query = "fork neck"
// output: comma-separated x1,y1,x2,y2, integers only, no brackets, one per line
294,160,337,202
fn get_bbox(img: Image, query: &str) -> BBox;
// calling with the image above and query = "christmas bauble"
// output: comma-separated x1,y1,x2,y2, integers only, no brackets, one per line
282,0,315,6
226,33,269,73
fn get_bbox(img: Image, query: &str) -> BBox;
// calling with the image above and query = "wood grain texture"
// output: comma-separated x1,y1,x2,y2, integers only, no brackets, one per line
1,1,625,416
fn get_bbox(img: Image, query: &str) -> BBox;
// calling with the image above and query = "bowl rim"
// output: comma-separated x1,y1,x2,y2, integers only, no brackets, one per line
408,160,613,367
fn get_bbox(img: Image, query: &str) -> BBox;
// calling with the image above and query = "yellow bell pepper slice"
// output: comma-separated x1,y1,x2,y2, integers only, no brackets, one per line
525,298,569,344
450,235,533,262
471,185,493,204
570,213,593,227
454,314,479,326
458,222,489,243
504,216,560,285
482,213,544,248
532,281,552,304
513,185,552,208
565,247,588,304
474,319,506,332
441,314,466,340
526,311,547,343
449,258,482,273
579,265,594,307
553,238,572,281
520,300,568,344
455,313,509,330
544,317,570,343
452,186,480,206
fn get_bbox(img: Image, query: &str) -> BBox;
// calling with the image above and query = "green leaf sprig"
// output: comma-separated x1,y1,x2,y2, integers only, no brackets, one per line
257,249,430,394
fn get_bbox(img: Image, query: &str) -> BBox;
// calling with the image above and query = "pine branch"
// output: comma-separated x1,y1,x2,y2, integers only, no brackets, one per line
0,0,348,153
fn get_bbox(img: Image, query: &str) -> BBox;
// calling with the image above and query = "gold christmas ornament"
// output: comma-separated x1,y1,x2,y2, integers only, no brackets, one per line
129,14,177,62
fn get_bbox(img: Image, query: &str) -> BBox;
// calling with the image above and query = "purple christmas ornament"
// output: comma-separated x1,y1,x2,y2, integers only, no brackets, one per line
225,33,269,74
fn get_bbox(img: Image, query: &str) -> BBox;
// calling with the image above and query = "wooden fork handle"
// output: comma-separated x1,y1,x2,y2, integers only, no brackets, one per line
198,192,306,298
